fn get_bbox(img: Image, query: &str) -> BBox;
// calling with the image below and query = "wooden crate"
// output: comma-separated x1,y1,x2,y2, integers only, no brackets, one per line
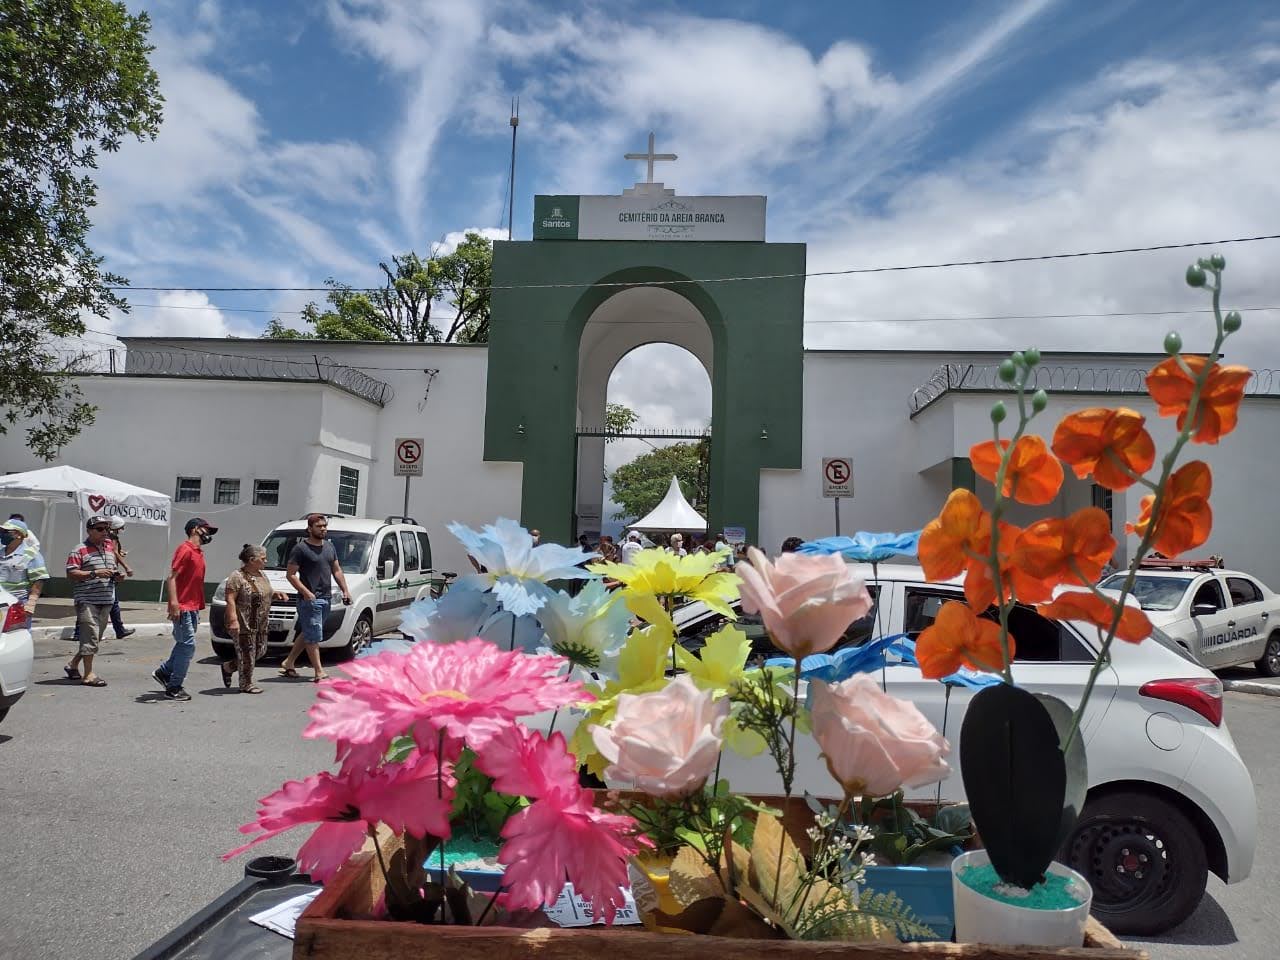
294,850,1147,960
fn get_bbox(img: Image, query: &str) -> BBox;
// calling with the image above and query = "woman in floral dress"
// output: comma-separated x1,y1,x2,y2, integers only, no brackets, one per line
221,544,281,693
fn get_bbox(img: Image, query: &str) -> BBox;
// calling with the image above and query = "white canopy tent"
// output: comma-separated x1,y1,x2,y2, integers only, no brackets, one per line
627,475,707,533
0,465,172,562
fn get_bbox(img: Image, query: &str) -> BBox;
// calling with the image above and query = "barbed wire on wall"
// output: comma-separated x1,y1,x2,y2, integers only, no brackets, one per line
908,363,1280,416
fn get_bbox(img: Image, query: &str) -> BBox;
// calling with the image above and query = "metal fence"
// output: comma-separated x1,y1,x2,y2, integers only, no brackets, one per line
909,362,1280,416
47,347,394,406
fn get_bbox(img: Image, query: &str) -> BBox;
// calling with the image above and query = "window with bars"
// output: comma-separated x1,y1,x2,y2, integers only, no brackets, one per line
175,477,202,503
214,478,241,505
1091,484,1114,524
337,466,359,515
253,479,280,506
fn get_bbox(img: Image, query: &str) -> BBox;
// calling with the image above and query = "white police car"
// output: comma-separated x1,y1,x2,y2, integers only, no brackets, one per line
0,586,33,724
1100,560,1280,675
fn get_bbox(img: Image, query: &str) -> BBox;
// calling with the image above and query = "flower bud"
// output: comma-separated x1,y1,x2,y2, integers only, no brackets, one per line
990,401,1008,424
1224,311,1242,333
1185,265,1207,288
998,359,1017,383
1023,347,1041,366
1164,331,1183,355
1031,389,1049,413
1209,254,1226,270
1011,351,1026,368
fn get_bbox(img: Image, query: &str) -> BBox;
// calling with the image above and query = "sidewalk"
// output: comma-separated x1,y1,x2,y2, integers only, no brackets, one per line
29,597,175,642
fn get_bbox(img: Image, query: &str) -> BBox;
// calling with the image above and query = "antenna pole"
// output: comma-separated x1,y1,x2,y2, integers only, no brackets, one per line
507,97,519,241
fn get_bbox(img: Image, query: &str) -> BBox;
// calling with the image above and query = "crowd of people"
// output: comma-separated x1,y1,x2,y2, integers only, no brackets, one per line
579,529,747,566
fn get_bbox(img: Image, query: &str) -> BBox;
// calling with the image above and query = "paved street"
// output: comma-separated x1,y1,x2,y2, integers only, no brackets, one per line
1,629,1277,959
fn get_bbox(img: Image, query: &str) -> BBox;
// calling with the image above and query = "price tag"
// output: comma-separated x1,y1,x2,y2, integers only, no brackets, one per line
542,883,641,927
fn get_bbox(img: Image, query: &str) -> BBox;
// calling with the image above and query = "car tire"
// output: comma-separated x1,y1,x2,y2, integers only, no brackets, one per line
1063,790,1208,936
1254,633,1280,677
0,706,8,724
342,613,373,660
211,641,236,662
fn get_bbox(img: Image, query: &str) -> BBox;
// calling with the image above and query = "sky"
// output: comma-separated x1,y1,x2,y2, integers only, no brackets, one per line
84,0,1280,497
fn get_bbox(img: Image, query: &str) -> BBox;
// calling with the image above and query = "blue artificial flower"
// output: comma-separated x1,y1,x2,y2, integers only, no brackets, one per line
447,518,596,616
765,633,1002,691
796,530,921,563
399,581,544,651
535,578,631,677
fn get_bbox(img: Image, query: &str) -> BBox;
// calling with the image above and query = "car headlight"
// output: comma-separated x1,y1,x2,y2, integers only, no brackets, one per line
212,581,226,602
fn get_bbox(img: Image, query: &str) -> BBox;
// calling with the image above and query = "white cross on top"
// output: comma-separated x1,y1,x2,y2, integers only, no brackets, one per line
624,132,677,183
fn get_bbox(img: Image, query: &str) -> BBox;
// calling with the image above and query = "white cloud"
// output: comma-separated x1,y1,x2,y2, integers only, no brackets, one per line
430,227,506,255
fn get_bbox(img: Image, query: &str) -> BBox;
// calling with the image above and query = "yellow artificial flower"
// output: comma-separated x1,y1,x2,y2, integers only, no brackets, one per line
589,547,740,631
674,626,767,759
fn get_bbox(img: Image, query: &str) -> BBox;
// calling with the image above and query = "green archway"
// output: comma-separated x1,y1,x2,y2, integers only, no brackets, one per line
484,238,805,546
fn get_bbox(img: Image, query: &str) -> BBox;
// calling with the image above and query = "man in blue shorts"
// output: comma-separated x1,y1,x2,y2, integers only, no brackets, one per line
279,514,351,682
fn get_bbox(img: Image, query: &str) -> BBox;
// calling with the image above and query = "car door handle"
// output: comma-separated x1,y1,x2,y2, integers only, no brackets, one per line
1263,612,1270,620
1227,620,1236,627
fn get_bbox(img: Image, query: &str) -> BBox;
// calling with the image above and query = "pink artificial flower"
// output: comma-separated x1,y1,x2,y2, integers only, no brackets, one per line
480,727,648,923
223,748,456,883
590,675,728,800
736,548,873,659
305,639,592,761
809,676,951,798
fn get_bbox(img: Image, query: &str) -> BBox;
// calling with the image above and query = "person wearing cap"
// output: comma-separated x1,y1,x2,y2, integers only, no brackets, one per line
64,515,120,686
105,518,136,639
0,518,49,611
152,517,217,701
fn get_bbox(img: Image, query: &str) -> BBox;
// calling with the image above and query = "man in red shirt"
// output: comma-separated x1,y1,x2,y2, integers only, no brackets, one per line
152,517,217,701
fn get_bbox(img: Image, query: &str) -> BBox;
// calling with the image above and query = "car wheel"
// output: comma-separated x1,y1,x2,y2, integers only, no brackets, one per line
0,706,8,724
1063,790,1208,936
211,641,235,661
343,613,373,660
1254,633,1280,677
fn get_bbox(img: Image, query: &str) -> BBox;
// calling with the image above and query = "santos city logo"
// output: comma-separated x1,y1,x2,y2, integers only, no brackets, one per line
541,205,573,229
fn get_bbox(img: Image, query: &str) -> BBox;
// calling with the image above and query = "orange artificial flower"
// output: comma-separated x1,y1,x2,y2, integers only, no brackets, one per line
1051,407,1156,491
1013,507,1117,586
919,489,989,582
963,521,1055,612
1037,591,1151,644
1126,460,1213,558
970,435,1064,505
916,600,1012,678
1146,356,1251,444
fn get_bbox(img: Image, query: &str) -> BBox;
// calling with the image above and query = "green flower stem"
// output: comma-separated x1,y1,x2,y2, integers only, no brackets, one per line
368,825,392,885
1101,448,1161,491
988,371,1034,685
772,657,803,910
788,793,853,924
1061,269,1231,753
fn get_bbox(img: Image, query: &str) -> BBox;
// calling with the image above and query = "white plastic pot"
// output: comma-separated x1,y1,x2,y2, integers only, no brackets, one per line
951,849,1093,947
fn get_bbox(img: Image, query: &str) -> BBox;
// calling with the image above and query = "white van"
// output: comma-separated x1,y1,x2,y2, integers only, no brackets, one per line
210,514,437,659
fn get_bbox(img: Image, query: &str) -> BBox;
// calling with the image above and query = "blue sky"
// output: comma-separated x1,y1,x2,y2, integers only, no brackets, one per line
89,1,1280,409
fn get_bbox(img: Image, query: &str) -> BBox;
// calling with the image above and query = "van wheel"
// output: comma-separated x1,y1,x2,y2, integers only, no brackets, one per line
1063,790,1207,936
343,613,373,659
0,707,8,724
212,641,235,661
1255,633,1280,677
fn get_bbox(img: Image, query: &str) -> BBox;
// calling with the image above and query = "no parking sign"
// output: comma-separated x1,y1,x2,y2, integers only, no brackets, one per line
822,457,853,498
394,438,424,477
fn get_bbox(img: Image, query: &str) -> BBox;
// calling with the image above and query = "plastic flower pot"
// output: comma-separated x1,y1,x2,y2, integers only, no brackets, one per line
951,849,1093,947
863,862,955,941
244,855,298,884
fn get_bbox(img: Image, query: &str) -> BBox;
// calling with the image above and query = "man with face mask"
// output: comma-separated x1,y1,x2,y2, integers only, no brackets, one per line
152,517,217,701
0,518,48,610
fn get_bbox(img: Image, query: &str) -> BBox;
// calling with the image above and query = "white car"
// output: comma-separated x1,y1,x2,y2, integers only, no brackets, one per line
0,586,34,724
659,562,1256,936
210,515,439,659
1101,562,1280,676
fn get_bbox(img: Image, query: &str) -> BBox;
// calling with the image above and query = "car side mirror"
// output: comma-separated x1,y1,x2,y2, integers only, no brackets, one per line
383,560,395,581
1192,602,1218,617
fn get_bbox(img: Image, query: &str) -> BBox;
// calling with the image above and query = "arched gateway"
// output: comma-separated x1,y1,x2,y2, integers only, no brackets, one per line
483,138,805,545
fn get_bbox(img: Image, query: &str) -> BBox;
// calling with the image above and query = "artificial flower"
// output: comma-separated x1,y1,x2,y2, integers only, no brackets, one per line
796,530,921,562
770,633,911,685
914,601,1011,678
223,748,456,883
737,547,873,659
447,518,596,616
1146,356,1251,444
1037,591,1152,643
588,547,739,631
674,624,752,697
1126,460,1213,557
536,578,631,675
810,675,950,797
398,584,544,652
477,726,647,923
962,521,1055,611
591,675,728,800
919,489,988,582
970,435,1064,505
1051,407,1156,490
1013,507,1116,586
305,639,589,759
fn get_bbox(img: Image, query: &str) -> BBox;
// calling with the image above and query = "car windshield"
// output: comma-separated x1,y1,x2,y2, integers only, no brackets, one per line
1100,574,1193,611
261,530,374,573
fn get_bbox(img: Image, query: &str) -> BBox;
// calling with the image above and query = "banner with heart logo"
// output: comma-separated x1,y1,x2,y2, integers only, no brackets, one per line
77,489,170,526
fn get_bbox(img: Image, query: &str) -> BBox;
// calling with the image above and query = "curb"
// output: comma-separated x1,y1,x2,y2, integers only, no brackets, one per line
33,622,174,643
1222,679,1280,698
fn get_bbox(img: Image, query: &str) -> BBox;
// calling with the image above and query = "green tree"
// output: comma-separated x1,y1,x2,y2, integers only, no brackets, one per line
1,0,162,458
265,233,493,343
609,439,710,520
604,402,638,441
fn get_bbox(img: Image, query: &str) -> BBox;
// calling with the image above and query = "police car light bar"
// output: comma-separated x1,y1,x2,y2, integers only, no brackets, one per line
1139,556,1225,571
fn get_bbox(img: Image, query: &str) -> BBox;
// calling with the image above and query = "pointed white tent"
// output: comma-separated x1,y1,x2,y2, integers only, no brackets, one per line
628,475,706,533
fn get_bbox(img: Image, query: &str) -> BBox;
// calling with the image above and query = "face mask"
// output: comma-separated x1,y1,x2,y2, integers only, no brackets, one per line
0,531,11,546
199,532,215,545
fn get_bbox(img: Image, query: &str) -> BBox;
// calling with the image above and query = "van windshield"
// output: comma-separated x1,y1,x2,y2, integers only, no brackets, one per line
262,531,374,573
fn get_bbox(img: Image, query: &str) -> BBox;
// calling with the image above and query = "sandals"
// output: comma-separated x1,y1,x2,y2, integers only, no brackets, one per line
63,665,81,680
81,676,108,687
278,667,300,678
221,662,235,689
241,685,264,695
313,672,330,683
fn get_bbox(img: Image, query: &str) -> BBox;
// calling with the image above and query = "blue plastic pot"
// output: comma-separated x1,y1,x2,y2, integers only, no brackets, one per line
862,862,956,941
